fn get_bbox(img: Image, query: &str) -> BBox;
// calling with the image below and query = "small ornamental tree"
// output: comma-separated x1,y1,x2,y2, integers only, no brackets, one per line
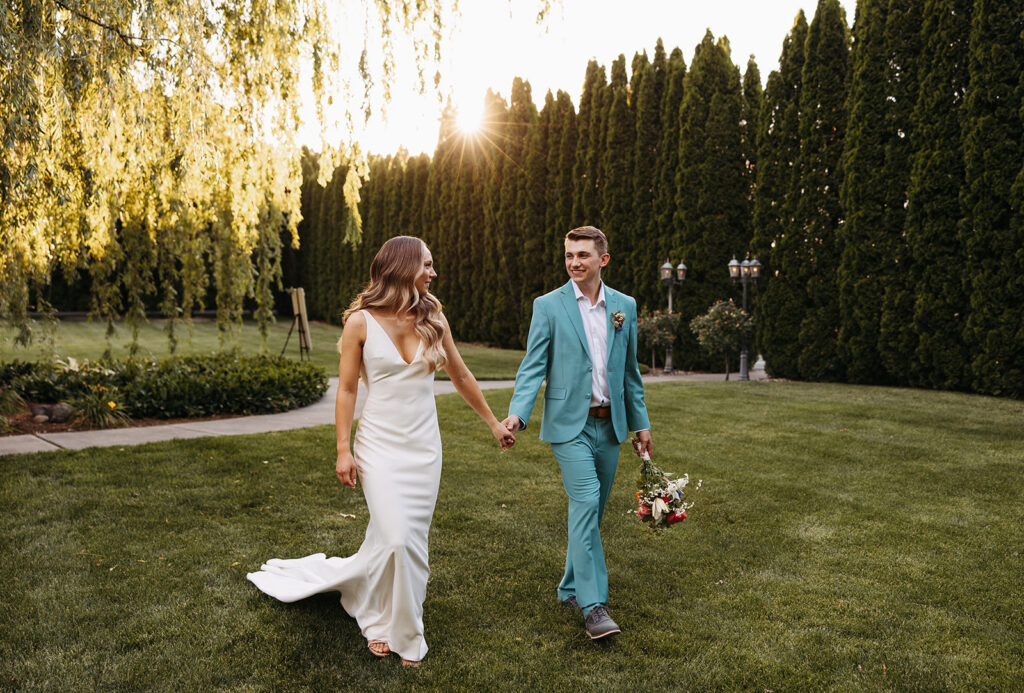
637,309,681,370
689,299,753,380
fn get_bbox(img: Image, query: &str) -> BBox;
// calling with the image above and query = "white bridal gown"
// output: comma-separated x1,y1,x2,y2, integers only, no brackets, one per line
247,310,442,662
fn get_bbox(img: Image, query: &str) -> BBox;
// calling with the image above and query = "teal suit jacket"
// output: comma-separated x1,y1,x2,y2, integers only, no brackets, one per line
508,281,650,444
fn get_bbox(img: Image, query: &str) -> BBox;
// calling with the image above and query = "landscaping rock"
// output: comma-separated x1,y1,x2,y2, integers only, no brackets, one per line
30,403,50,417
32,414,49,424
50,402,73,423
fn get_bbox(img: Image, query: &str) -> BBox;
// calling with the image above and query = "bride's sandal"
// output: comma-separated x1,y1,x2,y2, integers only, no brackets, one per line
368,640,391,657
401,658,421,668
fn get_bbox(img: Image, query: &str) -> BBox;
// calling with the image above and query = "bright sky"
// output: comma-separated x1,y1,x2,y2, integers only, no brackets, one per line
310,0,856,155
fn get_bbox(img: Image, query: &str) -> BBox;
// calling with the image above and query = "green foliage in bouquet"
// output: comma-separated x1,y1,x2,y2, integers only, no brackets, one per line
689,299,753,379
633,444,701,533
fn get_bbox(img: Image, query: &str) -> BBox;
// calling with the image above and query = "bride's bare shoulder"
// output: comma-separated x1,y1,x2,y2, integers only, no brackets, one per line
342,310,367,340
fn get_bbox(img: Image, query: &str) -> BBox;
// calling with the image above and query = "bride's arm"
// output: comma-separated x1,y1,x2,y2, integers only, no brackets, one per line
439,313,515,450
335,312,366,487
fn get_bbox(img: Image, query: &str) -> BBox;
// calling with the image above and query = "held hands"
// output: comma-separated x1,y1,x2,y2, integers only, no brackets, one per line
491,419,516,451
501,415,521,436
336,450,358,487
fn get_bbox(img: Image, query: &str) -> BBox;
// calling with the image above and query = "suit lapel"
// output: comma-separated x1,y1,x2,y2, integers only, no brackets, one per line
604,288,619,367
558,282,591,360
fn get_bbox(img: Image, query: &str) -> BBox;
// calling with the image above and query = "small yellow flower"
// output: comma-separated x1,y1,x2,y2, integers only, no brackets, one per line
108,401,116,409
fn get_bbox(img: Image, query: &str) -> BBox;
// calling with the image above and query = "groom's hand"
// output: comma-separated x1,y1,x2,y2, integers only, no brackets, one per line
501,415,521,435
634,430,653,459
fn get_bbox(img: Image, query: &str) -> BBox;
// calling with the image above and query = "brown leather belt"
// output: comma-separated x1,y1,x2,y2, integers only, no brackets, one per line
588,406,611,418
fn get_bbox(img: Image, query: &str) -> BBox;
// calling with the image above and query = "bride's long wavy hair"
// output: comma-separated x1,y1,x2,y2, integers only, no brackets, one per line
341,236,446,369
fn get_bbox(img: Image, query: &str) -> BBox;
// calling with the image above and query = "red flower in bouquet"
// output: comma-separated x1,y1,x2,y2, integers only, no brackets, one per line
637,503,651,518
666,511,687,524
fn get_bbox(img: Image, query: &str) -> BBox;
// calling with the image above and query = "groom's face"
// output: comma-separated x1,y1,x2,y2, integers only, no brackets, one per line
564,238,609,286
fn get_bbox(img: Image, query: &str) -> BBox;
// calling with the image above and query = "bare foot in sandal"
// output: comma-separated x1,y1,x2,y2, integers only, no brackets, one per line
368,640,391,657
401,658,421,667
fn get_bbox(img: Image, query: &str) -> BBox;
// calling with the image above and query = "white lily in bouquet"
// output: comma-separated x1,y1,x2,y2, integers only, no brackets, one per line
631,437,702,532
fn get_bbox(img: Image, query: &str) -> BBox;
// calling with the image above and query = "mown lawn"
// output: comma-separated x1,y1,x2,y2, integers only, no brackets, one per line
0,318,525,380
1,382,1021,690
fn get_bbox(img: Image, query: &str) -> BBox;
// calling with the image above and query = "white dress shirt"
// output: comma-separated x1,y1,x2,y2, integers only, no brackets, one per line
572,281,611,408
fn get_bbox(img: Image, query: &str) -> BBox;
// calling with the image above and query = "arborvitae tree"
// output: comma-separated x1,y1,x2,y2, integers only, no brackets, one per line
601,55,636,292
632,41,667,312
492,78,537,346
741,56,763,189
402,154,430,236
673,31,749,370
791,0,850,381
583,65,610,227
651,46,687,325
546,90,578,290
753,11,808,378
959,0,1024,397
838,0,921,384
521,91,551,343
426,105,462,331
572,61,603,225
480,89,516,345
452,134,488,342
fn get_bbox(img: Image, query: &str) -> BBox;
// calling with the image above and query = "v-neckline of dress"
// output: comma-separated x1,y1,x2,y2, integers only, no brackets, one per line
364,310,423,365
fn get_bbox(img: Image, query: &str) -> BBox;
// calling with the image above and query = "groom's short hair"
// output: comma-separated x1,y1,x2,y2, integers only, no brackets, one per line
565,226,608,255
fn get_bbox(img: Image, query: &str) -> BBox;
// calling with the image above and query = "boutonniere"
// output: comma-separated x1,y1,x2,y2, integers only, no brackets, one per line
611,310,625,332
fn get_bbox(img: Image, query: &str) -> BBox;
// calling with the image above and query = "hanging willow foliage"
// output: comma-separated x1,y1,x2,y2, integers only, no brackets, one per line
1,0,556,351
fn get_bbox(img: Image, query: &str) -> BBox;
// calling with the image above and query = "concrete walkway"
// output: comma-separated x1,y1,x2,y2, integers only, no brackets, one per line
1,366,765,456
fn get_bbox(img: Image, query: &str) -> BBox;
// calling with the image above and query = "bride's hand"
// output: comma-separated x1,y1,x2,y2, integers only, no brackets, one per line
336,450,358,487
491,420,515,451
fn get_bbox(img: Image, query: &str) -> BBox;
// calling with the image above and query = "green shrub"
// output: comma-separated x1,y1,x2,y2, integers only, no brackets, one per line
0,384,24,416
689,299,754,379
69,383,131,429
3,354,328,420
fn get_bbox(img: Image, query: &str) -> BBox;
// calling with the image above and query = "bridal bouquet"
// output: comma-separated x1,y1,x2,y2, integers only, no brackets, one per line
631,438,701,532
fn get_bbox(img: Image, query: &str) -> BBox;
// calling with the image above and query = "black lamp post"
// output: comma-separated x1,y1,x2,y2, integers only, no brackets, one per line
660,259,686,374
728,254,761,380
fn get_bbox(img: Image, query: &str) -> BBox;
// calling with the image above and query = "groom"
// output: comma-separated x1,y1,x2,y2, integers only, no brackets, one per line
503,225,652,640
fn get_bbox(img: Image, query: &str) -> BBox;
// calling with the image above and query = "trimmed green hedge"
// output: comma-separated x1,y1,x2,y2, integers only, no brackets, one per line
1,354,328,419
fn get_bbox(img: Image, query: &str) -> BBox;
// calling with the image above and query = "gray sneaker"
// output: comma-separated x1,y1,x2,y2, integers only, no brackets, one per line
562,595,579,610
584,606,621,640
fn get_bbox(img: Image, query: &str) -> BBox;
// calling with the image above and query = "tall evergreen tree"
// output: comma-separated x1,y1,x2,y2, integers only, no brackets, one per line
888,0,966,386
838,0,921,384
521,90,551,343
753,12,808,378
632,41,667,311
572,61,603,225
546,90,577,290
584,65,610,227
741,56,763,190
673,31,749,370
651,46,687,325
791,0,850,381
426,105,462,332
451,134,488,343
959,0,1024,397
479,89,517,345
601,55,636,291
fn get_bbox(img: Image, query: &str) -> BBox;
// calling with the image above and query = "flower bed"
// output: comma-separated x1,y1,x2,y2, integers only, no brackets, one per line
1,354,328,430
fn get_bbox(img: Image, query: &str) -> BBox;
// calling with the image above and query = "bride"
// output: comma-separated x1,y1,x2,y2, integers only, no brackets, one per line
248,236,514,666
